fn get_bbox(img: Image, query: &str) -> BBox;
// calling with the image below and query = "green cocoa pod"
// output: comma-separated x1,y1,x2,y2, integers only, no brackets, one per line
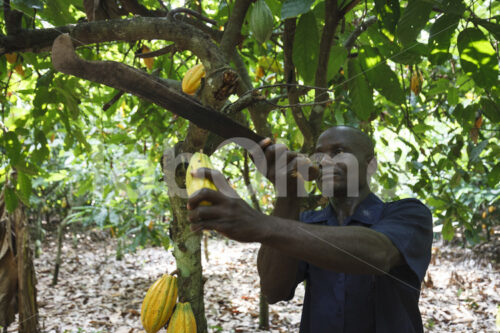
250,0,274,44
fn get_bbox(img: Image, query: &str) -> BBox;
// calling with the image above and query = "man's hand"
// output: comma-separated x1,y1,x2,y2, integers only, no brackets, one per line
253,138,316,197
187,168,269,242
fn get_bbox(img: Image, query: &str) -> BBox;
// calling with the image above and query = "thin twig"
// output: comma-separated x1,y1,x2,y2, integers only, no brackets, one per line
135,44,176,58
168,7,217,25
103,91,125,111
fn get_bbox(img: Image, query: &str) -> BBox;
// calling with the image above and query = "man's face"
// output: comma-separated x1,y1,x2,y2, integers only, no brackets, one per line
312,127,373,198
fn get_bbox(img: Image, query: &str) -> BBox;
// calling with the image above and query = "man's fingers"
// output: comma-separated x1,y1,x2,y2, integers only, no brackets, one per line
187,187,224,209
190,219,230,233
188,205,224,222
191,168,239,198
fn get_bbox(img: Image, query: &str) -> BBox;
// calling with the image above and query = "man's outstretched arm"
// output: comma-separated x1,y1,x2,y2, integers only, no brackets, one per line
187,170,404,296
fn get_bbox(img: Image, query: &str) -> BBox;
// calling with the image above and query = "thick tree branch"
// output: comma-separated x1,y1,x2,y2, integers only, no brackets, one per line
283,19,314,153
51,33,237,130
1,17,226,70
219,0,252,60
310,0,340,137
340,0,361,17
3,0,23,35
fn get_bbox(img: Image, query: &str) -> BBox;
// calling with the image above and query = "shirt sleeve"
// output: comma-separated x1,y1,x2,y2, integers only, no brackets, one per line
371,199,433,282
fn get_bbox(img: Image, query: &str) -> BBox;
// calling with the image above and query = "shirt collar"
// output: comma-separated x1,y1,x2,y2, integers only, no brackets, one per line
300,193,385,225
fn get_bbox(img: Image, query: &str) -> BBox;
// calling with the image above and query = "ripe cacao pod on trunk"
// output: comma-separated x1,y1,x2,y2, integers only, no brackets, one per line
249,0,274,44
186,152,217,205
140,274,178,333
182,63,205,95
166,302,197,333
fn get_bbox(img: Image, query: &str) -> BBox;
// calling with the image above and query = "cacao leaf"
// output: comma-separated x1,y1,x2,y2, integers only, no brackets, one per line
472,18,500,41
4,186,19,213
488,163,500,187
360,46,405,105
3,131,21,164
428,14,460,65
441,219,454,241
281,0,314,19
396,0,433,46
326,46,347,82
292,12,319,84
480,98,500,123
347,58,373,120
469,140,489,163
457,28,499,89
374,0,400,34
17,171,32,205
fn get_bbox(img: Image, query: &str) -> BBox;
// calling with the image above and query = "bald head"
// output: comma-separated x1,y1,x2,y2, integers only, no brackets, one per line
319,126,375,160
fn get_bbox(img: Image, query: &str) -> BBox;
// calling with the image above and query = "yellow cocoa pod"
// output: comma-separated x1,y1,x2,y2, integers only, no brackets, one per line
167,302,197,333
186,152,217,205
182,63,205,95
142,45,154,70
482,211,487,219
488,206,495,213
141,274,178,333
410,70,423,95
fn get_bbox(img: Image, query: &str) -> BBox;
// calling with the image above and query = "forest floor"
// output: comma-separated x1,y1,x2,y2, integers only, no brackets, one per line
6,231,500,333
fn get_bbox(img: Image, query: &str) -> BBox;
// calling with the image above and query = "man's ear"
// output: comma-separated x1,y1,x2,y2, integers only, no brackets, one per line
367,156,377,179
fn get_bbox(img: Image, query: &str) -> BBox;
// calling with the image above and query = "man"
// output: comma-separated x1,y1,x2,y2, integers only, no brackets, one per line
187,126,433,332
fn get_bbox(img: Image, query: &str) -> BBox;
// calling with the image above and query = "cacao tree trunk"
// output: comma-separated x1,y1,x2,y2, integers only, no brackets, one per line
13,203,40,333
163,135,208,333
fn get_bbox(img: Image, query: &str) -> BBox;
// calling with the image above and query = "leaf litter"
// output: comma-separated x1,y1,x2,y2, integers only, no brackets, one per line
5,233,499,332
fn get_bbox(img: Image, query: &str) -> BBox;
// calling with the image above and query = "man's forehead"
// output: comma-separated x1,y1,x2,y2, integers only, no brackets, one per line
317,127,365,145
315,126,375,157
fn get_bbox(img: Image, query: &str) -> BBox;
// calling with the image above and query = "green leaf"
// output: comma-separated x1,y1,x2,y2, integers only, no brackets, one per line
348,58,373,120
469,140,489,163
360,47,405,105
450,171,462,188
36,69,55,88
281,0,314,19
441,219,454,241
11,0,43,11
36,0,78,26
472,18,500,41
4,186,19,213
433,0,466,16
428,14,460,65
488,163,500,187
17,172,32,204
447,87,459,106
396,0,433,46
366,25,401,59
480,98,500,123
457,28,499,89
374,0,400,34
326,46,348,82
292,12,319,84
126,185,139,204
3,131,21,164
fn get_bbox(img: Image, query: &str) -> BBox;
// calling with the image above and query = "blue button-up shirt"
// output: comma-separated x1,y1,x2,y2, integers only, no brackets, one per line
293,193,433,333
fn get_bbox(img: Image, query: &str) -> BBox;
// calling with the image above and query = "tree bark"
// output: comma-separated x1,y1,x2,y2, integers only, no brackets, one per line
163,137,208,333
13,203,39,333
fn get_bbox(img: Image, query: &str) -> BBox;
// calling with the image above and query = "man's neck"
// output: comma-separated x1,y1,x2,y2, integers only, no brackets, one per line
329,187,371,225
